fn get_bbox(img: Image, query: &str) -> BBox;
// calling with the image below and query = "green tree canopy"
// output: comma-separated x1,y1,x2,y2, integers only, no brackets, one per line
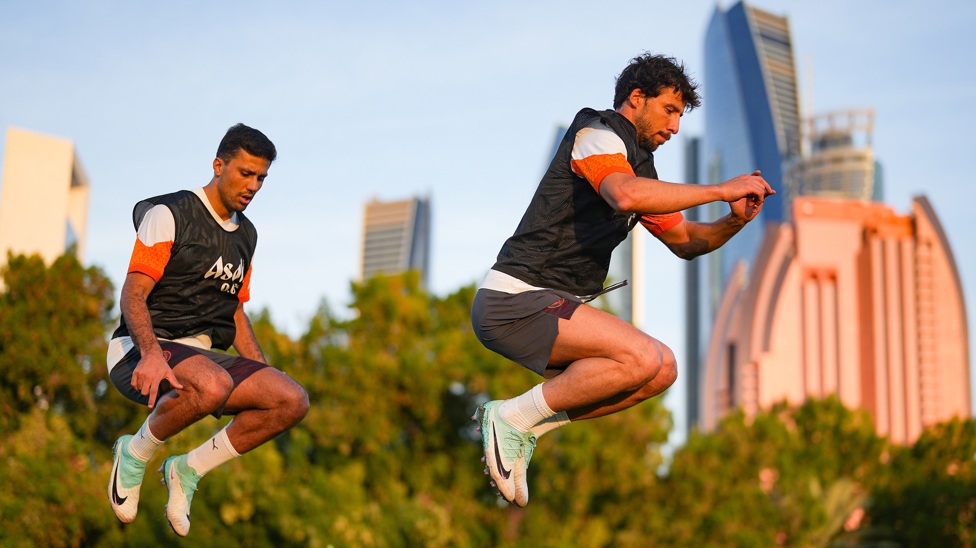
0,251,115,438
2,263,974,546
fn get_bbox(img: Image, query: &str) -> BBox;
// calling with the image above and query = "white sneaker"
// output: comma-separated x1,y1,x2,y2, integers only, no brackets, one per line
513,433,537,507
475,401,531,504
160,455,201,537
108,435,147,523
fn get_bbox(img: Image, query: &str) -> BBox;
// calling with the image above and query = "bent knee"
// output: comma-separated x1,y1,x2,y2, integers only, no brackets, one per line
656,353,678,390
185,368,234,410
621,339,676,389
278,383,310,426
291,386,311,421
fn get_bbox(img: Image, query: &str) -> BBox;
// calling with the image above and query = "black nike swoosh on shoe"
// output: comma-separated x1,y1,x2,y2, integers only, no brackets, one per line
111,456,128,506
492,423,512,480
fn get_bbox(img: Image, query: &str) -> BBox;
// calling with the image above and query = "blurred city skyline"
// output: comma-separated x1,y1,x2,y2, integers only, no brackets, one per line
2,1,974,429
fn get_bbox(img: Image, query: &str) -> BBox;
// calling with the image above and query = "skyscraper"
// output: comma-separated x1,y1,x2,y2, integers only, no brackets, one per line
700,196,970,444
702,1,801,281
785,108,884,207
0,127,90,270
687,1,802,431
360,195,431,287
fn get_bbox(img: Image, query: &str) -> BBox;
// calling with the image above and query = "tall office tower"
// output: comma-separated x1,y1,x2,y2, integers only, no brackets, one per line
0,127,90,271
701,196,970,444
785,109,884,208
686,1,802,432
360,196,431,288
703,1,801,282
684,137,703,428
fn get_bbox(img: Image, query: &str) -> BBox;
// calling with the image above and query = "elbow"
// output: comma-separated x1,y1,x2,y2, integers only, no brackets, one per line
599,175,643,212
669,239,708,261
671,246,697,261
608,188,639,213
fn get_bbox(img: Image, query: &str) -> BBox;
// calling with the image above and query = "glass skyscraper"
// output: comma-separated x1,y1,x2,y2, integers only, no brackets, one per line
703,1,800,280
687,1,801,430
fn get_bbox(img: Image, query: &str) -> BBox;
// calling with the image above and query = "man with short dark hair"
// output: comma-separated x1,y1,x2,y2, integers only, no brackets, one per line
107,123,308,536
472,53,774,507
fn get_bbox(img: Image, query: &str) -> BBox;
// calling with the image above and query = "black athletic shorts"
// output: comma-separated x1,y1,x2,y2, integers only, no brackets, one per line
109,340,267,416
471,288,582,376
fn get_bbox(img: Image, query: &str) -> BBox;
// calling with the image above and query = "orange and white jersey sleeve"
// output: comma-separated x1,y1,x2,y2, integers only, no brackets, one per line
570,119,684,237
238,264,253,304
127,204,175,282
638,211,683,236
570,120,635,193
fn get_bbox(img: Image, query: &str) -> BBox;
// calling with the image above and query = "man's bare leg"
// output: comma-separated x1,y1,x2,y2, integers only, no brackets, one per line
540,304,676,416
146,356,236,440
219,367,309,452
481,304,677,506
159,365,308,536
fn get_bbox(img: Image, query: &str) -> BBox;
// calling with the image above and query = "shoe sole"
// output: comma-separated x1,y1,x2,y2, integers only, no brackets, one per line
475,404,517,503
159,459,191,537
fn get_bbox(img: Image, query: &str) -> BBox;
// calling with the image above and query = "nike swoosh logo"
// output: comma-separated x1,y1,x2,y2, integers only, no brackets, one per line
492,423,512,479
111,454,127,505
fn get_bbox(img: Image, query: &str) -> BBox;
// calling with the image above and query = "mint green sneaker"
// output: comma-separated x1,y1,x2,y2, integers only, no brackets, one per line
475,401,532,504
108,434,148,523
160,455,202,537
513,433,537,507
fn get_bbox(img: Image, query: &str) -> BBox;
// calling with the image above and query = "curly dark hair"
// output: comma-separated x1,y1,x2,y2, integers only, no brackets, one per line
216,123,277,164
613,53,701,111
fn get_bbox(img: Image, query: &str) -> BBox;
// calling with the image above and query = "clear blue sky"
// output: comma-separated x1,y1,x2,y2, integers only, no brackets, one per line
3,1,974,440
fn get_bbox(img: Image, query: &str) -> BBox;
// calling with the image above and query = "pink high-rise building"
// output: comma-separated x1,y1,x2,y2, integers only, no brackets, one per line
701,196,970,444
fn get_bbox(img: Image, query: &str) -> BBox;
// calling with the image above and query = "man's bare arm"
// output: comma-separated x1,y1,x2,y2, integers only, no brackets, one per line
599,170,773,214
120,271,183,408
232,303,266,364
656,189,768,260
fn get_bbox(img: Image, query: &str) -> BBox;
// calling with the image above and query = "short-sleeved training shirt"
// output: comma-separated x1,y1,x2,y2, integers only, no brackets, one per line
111,188,257,351
491,108,683,296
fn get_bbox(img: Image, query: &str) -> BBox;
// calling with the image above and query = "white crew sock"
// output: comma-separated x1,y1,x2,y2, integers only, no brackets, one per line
498,383,555,433
127,418,163,462
186,425,240,476
530,410,571,439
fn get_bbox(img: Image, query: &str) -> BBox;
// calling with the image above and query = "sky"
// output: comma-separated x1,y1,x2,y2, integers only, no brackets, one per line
2,0,975,442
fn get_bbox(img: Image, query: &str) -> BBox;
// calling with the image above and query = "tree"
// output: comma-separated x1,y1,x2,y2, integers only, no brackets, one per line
654,397,886,546
14,263,976,547
0,251,117,439
0,252,127,546
864,417,976,546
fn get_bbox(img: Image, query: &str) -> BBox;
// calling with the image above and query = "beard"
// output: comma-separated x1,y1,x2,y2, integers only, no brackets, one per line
637,133,659,152
632,113,660,152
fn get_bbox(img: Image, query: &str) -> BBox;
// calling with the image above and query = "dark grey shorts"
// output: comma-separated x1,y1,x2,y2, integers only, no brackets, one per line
109,340,268,415
471,288,582,376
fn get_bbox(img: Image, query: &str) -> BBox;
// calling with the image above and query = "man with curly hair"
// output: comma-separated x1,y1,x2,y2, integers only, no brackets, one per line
472,53,774,507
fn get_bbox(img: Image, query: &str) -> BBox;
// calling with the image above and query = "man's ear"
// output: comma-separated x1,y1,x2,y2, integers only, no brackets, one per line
627,88,645,108
213,157,224,177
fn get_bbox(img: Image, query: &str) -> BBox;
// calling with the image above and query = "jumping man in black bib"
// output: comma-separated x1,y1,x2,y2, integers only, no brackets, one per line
472,54,774,506
106,124,309,536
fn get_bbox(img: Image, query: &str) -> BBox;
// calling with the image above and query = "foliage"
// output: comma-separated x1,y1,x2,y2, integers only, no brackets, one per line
0,251,115,438
655,398,887,546
863,417,976,546
1,256,975,546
